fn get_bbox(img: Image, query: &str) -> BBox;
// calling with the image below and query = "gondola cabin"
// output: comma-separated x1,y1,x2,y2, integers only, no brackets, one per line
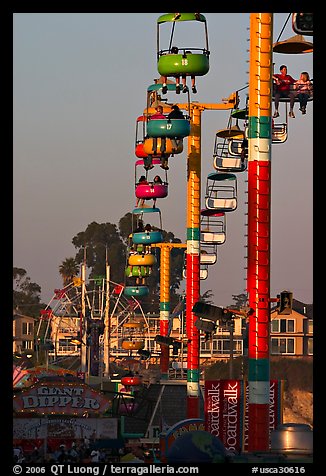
123,286,149,298
200,243,218,265
213,135,247,173
200,265,208,280
272,123,288,143
205,172,238,212
121,321,145,353
292,13,313,36
145,83,190,147
121,374,143,386
135,159,168,203
132,207,163,244
136,113,182,158
135,115,147,158
200,208,226,245
182,254,209,280
157,13,210,80
147,115,190,139
143,136,183,156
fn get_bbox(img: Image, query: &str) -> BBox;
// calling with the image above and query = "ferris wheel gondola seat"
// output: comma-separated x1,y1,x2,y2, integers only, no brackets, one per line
147,118,190,138
128,253,156,266
135,143,147,158
143,137,183,155
213,155,246,173
135,183,168,200
123,286,149,297
123,322,143,329
121,374,143,385
121,341,145,352
158,52,209,77
125,265,152,278
132,231,163,245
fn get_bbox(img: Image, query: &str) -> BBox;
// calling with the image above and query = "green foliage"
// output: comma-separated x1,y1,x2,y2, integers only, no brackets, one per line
66,217,187,313
72,221,126,284
59,257,79,286
13,267,45,318
230,293,248,308
200,289,214,304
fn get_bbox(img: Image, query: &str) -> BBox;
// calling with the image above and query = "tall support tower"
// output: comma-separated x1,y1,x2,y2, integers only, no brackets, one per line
186,104,202,418
247,13,273,451
170,94,238,418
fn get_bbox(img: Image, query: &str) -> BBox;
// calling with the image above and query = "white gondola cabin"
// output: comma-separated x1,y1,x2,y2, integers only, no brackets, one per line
213,135,247,173
200,208,226,245
205,172,238,212
200,243,218,265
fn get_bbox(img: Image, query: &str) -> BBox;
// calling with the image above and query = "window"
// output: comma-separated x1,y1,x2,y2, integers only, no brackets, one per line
200,338,242,355
58,339,77,353
271,337,295,355
22,322,33,335
271,319,295,333
22,340,33,350
307,338,313,355
307,319,313,334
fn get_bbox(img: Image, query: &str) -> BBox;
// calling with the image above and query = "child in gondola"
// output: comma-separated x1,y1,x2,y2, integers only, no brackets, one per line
294,71,313,115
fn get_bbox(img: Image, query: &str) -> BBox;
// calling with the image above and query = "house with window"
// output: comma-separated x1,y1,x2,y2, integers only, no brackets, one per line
270,299,313,357
13,297,312,368
13,312,36,354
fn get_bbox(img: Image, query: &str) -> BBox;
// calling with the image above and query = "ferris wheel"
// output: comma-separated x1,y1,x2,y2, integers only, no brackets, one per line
36,275,151,375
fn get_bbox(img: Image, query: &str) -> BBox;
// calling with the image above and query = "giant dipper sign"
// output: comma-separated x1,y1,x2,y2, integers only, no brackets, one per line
13,381,111,416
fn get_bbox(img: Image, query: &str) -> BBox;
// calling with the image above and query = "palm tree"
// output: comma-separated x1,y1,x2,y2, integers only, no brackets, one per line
59,258,79,287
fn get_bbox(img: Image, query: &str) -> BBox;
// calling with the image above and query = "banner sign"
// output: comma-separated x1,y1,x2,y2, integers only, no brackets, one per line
205,379,283,453
13,381,111,415
243,379,283,452
204,379,243,453
13,417,118,439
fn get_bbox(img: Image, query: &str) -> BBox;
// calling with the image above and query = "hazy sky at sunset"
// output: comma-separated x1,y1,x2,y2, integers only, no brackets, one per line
13,13,313,307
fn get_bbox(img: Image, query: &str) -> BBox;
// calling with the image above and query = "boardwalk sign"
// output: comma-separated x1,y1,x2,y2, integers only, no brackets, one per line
204,379,283,453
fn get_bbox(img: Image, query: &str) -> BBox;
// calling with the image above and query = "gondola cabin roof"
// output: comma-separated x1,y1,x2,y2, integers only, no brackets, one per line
133,207,161,214
273,34,313,54
231,109,248,120
147,83,177,93
201,209,225,217
207,172,236,181
216,126,245,139
157,13,207,24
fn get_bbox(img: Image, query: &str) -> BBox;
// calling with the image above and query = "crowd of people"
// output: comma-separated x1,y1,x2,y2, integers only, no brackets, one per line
13,440,158,464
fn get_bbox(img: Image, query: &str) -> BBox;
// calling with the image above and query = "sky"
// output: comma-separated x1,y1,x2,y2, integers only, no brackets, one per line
13,13,313,308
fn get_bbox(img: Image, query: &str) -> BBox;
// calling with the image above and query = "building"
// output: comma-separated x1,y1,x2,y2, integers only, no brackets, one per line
13,312,36,354
270,299,313,357
12,298,313,370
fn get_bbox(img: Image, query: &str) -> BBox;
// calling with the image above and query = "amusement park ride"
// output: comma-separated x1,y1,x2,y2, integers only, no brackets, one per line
32,12,312,457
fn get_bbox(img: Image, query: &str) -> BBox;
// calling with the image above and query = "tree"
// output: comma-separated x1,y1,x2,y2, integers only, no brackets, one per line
200,289,214,304
230,293,248,309
59,257,80,287
13,267,45,317
72,221,126,284
67,216,186,313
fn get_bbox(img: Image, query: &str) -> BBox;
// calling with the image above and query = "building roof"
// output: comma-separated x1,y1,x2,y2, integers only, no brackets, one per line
13,313,36,321
292,299,313,319
271,299,313,319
